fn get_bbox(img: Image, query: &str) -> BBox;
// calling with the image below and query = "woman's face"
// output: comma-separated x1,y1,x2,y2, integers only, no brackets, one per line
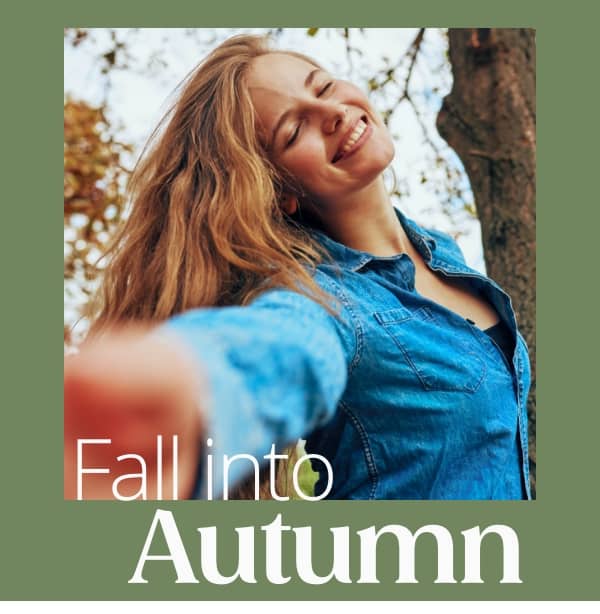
246,53,395,208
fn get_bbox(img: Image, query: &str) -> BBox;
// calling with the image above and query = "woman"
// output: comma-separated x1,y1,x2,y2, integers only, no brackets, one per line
64,34,532,501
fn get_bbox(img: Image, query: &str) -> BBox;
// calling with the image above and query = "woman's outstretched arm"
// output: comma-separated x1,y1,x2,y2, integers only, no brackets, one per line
64,277,356,500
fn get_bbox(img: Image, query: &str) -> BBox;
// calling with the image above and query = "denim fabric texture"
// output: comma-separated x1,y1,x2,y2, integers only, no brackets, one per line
162,209,532,500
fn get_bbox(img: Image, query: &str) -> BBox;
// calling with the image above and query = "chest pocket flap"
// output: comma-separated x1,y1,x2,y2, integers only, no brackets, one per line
374,306,487,393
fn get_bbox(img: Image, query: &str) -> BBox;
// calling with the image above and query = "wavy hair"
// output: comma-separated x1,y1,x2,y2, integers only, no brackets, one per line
86,35,335,498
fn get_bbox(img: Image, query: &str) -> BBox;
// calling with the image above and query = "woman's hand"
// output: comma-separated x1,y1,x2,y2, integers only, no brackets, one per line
64,326,204,500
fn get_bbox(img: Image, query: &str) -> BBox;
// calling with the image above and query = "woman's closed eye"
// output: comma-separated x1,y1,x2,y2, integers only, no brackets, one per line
285,82,335,147
317,81,333,97
286,123,302,147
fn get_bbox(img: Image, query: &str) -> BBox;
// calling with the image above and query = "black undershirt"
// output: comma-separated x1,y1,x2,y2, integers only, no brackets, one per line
483,319,514,365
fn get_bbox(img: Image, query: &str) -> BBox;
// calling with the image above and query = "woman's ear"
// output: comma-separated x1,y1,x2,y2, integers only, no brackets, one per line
280,194,299,215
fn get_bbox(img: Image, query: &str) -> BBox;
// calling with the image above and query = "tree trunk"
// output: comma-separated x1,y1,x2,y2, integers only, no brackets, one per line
436,28,536,495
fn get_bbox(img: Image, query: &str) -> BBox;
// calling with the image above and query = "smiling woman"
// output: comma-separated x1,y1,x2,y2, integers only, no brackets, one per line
64,34,531,501
247,53,394,208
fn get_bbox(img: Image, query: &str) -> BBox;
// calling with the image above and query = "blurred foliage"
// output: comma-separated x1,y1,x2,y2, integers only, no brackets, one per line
64,98,132,346
292,442,320,499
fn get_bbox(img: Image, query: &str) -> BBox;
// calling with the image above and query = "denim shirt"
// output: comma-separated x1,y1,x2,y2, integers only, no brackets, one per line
162,209,532,500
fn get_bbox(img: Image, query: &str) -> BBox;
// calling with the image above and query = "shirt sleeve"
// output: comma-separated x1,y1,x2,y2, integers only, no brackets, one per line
157,271,357,498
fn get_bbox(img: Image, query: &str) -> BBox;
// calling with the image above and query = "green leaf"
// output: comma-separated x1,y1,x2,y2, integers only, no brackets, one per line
306,27,319,37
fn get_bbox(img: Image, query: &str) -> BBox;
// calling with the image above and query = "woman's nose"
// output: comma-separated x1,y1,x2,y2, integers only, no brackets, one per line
320,102,347,134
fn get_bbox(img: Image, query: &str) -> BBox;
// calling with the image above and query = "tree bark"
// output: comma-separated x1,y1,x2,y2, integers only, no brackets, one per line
436,28,536,495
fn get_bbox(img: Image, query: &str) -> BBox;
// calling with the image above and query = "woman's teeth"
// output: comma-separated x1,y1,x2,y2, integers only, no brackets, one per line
341,119,367,153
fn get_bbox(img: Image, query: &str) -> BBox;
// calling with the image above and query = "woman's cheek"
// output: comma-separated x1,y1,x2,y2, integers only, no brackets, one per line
289,144,324,181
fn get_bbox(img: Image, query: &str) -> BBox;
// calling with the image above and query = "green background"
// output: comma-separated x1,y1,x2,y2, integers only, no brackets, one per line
1,0,595,600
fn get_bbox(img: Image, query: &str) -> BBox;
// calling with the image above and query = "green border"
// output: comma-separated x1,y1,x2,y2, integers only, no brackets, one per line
2,0,596,600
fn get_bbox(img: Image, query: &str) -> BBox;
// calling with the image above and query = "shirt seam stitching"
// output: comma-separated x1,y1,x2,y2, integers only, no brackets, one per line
333,282,364,376
340,401,379,499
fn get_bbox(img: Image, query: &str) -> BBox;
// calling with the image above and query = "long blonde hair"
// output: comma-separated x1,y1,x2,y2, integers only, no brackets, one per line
88,34,331,332
87,35,335,498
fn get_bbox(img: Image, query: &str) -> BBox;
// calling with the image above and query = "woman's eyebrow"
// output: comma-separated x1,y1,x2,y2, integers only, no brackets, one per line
304,67,321,88
270,68,323,150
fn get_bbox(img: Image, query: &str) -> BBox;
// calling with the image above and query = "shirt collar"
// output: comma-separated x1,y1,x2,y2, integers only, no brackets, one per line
309,208,437,272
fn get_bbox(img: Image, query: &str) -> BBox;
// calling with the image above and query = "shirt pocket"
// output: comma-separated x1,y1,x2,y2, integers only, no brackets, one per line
374,305,487,393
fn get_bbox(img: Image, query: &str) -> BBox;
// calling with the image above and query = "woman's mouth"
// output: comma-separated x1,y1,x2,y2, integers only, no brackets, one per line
332,116,371,164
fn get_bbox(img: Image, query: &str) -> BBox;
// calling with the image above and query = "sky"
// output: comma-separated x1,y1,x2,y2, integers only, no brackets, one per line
64,28,485,332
